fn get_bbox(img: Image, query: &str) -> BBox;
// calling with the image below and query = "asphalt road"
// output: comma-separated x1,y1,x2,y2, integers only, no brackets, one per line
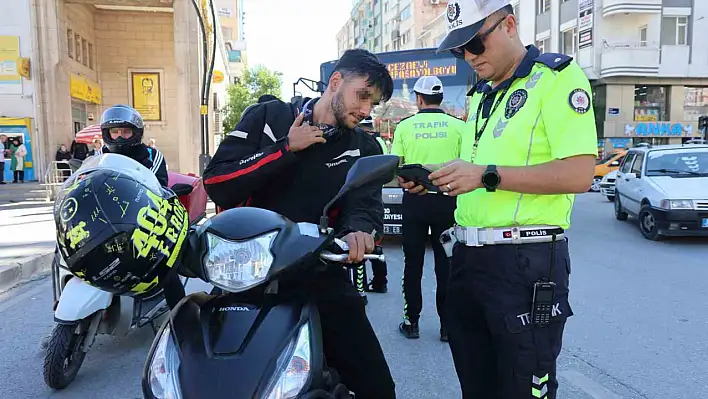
0,193,706,398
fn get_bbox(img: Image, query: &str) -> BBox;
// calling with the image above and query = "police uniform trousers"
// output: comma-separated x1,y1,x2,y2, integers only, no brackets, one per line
446,239,573,399
401,192,456,324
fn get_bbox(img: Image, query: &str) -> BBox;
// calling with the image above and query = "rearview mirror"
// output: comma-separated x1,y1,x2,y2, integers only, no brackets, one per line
320,155,400,232
171,183,194,196
610,161,620,166
625,172,637,180
343,155,400,190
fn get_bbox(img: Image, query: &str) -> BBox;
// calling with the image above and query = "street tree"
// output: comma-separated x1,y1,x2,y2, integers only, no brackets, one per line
222,65,283,133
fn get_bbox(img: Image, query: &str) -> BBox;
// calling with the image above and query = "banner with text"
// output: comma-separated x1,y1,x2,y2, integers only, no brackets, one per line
578,0,594,49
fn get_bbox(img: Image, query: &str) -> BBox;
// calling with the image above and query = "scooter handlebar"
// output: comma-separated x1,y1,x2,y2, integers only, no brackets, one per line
320,251,386,263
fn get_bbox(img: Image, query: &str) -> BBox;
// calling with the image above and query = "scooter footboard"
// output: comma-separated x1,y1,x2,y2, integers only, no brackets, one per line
55,277,113,323
170,294,325,398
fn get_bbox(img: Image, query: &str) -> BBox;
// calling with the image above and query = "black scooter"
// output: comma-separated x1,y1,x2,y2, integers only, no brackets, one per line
141,155,399,399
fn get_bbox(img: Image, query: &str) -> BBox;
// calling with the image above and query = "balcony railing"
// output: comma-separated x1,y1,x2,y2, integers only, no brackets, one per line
602,0,661,17
600,41,659,77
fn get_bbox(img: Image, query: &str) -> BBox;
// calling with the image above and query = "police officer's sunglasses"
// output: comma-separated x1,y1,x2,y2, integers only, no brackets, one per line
450,16,507,58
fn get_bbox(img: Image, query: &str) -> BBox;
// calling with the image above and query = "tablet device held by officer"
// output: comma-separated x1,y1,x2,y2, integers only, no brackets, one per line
390,75,466,342
428,1,598,398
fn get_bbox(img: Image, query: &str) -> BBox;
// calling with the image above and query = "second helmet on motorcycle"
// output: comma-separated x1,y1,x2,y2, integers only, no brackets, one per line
100,104,144,153
54,167,189,296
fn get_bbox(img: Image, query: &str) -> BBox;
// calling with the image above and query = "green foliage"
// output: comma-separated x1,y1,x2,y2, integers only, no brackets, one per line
222,65,283,133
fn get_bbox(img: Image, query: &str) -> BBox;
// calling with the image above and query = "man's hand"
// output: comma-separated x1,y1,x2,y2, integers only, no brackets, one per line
288,112,326,152
397,176,427,194
396,163,441,195
429,160,485,196
341,231,375,263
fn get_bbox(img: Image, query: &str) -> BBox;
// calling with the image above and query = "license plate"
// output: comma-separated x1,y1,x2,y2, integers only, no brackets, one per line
702,218,708,228
384,224,402,235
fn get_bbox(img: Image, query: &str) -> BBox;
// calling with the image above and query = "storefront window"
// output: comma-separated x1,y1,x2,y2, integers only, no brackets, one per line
634,85,668,121
683,86,708,121
632,137,669,146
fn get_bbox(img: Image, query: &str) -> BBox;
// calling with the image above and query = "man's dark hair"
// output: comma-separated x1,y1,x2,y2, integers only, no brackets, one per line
258,94,278,103
332,49,394,102
415,92,443,106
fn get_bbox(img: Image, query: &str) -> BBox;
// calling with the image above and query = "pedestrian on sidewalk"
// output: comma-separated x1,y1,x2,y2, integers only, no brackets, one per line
88,136,103,157
9,137,27,183
425,1,598,397
55,144,72,181
0,135,6,184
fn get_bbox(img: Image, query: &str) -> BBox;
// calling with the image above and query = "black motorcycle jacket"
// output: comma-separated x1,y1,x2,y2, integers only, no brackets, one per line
102,144,169,187
203,98,384,239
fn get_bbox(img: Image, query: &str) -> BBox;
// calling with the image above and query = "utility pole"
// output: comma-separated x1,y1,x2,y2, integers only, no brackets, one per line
190,0,218,176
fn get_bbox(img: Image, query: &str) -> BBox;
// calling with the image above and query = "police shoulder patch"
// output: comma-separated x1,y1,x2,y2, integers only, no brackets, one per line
534,53,573,71
568,88,591,114
505,89,528,119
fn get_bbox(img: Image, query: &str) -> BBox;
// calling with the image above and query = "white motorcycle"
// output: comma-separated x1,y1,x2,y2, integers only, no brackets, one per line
43,154,212,390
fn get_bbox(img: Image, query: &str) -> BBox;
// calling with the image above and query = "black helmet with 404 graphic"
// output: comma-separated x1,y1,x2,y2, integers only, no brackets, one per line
54,167,189,296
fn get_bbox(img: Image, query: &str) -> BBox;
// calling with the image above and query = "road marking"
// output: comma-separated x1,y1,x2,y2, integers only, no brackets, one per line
0,278,50,314
559,369,623,399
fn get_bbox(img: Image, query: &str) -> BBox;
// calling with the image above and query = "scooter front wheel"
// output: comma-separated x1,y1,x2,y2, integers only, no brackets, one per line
43,321,89,389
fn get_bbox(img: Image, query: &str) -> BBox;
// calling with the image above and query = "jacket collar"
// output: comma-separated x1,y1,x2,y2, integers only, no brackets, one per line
469,45,541,95
417,108,445,114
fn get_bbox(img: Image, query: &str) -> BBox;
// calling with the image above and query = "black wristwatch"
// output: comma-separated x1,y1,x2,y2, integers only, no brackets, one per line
481,165,501,192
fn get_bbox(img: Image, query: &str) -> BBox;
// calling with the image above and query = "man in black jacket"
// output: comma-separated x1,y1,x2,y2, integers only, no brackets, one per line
203,49,396,399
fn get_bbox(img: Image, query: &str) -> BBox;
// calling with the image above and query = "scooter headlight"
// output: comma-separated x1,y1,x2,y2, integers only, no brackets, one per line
203,231,277,292
263,323,312,399
147,325,182,399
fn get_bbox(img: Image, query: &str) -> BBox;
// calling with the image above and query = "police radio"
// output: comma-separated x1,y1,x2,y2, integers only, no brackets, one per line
531,234,558,327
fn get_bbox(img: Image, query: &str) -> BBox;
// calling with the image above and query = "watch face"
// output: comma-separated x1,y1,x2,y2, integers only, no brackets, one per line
483,171,500,187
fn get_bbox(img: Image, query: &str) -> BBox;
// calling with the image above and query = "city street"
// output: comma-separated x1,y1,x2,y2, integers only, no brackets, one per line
0,193,706,398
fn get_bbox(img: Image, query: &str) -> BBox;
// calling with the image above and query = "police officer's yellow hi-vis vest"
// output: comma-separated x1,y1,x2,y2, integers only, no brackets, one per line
390,108,465,166
375,136,388,154
456,47,598,230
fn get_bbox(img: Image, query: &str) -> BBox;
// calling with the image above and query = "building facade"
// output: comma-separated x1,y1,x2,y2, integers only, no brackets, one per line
512,0,708,154
0,0,236,183
336,0,449,56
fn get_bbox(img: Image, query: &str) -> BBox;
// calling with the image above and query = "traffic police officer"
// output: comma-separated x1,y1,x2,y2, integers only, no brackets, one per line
413,1,598,397
360,116,389,154
358,116,389,294
391,75,465,341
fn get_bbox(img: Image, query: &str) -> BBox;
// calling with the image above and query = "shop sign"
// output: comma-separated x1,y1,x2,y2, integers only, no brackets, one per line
69,73,102,104
624,122,694,137
213,70,224,83
0,36,22,94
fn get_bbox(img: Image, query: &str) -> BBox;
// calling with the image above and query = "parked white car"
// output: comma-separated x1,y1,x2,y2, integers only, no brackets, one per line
614,142,708,240
599,170,618,201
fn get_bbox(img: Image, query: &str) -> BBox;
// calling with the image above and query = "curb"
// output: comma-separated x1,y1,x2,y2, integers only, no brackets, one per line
0,252,54,294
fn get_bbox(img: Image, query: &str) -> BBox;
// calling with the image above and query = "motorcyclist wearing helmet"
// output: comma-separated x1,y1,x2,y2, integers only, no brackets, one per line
100,104,168,187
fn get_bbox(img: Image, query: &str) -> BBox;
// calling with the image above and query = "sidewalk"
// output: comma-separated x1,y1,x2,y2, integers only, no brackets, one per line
0,183,55,293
